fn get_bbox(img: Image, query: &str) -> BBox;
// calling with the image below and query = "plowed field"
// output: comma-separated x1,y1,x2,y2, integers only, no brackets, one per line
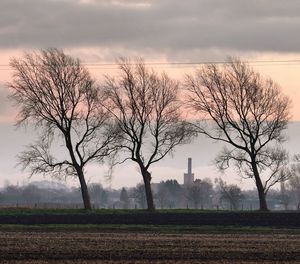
1,231,300,263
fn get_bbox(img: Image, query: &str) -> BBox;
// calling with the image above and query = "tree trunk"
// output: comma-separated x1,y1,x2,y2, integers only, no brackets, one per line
251,159,268,211
64,135,92,210
140,168,155,211
77,167,92,210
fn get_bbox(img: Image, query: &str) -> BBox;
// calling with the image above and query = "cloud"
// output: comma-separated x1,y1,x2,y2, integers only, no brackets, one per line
0,0,300,59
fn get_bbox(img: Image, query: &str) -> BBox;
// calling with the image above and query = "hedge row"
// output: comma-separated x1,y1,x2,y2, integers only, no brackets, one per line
0,211,300,227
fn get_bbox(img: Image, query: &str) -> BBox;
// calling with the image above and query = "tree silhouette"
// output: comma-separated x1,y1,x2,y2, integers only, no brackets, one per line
8,48,120,210
120,187,130,209
186,178,213,209
186,59,290,211
104,59,194,211
216,178,244,210
132,183,147,209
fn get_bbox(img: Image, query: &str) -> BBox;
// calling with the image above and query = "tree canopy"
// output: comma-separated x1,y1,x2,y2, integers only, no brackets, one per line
8,48,121,209
185,59,291,210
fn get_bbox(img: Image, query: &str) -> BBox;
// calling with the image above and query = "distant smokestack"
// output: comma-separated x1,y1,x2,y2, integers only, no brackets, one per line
184,157,194,185
188,157,192,174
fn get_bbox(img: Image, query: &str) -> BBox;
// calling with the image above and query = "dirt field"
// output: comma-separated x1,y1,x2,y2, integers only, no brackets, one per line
1,231,300,263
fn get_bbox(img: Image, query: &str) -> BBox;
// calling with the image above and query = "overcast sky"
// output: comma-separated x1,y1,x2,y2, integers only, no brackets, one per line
1,0,300,55
0,0,300,190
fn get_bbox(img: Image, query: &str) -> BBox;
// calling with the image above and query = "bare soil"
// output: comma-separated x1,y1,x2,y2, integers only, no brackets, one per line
1,231,300,263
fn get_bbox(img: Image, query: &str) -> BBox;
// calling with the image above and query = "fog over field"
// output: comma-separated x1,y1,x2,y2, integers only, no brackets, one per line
0,119,300,190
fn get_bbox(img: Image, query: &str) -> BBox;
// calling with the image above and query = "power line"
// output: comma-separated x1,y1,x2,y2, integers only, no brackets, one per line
0,59,300,70
82,59,300,66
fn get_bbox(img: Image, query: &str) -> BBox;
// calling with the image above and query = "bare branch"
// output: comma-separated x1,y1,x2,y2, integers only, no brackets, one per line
185,58,291,210
104,58,195,210
8,48,121,210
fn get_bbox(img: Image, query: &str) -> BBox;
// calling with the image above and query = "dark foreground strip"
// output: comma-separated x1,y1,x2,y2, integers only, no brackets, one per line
0,212,300,227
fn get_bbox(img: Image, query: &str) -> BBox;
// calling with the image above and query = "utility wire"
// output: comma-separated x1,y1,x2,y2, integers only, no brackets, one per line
0,59,300,70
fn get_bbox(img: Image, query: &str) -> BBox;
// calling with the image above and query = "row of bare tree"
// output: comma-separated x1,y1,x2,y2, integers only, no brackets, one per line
8,49,291,211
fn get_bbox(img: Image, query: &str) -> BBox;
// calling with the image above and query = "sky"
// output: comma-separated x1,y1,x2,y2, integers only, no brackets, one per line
0,0,300,190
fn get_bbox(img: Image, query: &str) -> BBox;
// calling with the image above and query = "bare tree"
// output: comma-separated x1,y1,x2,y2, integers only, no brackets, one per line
215,178,244,210
155,180,183,209
155,186,169,209
22,185,42,206
120,187,130,209
278,182,291,210
185,59,291,211
104,59,194,211
8,48,120,210
288,155,300,209
89,183,108,208
186,180,202,209
186,178,213,209
131,183,147,209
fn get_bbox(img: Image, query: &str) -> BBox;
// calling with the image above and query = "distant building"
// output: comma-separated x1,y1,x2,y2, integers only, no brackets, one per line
184,157,194,185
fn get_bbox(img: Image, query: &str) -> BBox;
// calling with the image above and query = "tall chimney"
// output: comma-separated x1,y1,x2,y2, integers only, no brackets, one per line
184,157,194,185
188,157,192,174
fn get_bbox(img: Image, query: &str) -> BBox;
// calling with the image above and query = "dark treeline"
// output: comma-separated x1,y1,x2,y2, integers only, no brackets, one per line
1,176,300,210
